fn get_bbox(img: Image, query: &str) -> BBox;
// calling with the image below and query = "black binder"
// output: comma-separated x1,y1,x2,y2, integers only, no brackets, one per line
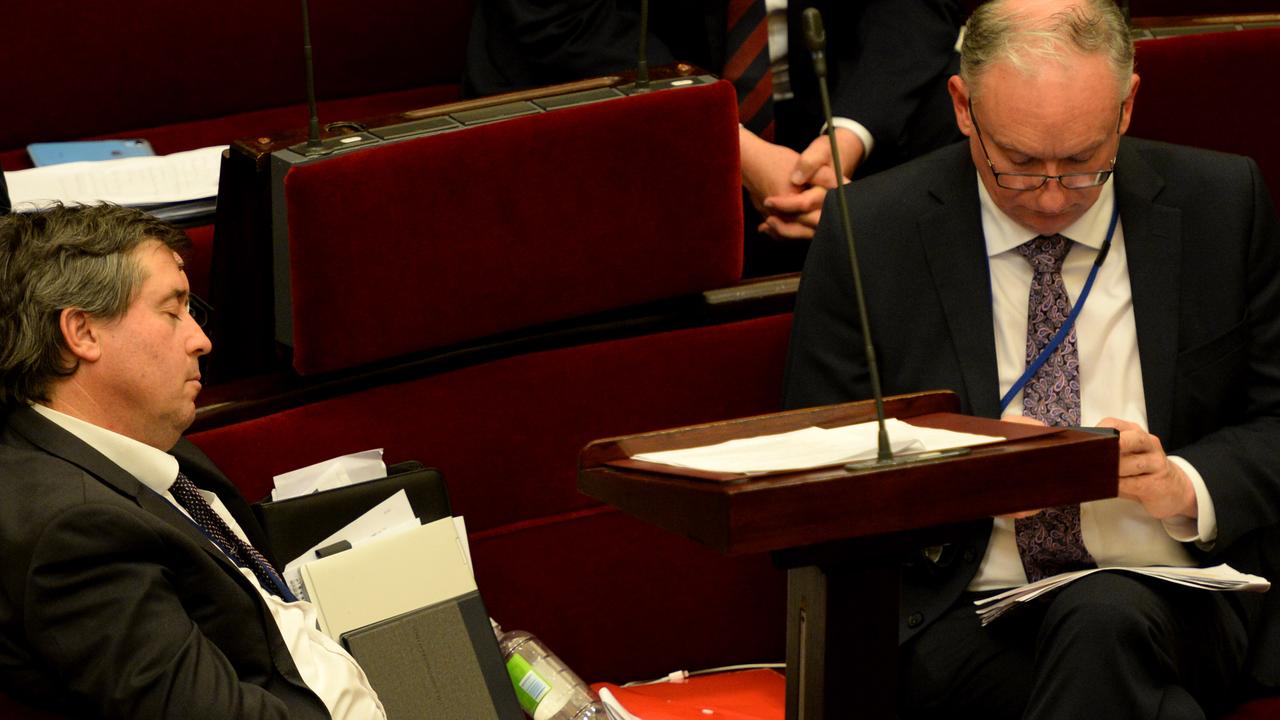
252,461,450,565
342,590,523,720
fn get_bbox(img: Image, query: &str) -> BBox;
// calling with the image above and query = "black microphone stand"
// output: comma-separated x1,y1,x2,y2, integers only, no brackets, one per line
802,8,967,469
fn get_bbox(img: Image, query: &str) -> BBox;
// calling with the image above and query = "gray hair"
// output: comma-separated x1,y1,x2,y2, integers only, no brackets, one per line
960,0,1134,100
0,204,189,406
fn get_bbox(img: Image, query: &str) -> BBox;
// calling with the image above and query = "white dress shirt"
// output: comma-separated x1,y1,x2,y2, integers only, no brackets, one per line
966,178,1218,591
32,404,386,719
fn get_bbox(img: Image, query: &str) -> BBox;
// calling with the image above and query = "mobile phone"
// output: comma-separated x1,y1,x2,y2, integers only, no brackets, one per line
26,139,155,167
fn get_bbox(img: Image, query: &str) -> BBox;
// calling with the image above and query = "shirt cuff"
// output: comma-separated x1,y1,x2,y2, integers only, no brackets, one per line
828,117,874,163
1162,455,1217,548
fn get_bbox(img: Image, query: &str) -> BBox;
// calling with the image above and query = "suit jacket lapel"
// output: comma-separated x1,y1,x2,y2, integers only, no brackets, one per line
918,148,1002,418
7,407,248,577
1114,139,1181,439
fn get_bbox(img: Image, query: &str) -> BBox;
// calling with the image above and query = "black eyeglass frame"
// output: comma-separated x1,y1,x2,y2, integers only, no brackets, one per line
968,98,1122,192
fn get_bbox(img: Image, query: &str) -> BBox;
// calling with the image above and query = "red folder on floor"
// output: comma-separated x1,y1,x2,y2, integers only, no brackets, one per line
592,669,784,720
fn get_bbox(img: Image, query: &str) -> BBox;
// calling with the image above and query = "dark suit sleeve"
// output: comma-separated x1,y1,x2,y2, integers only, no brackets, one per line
783,188,868,409
1175,156,1280,554
827,0,963,170
1,163,10,215
22,500,304,719
463,0,677,96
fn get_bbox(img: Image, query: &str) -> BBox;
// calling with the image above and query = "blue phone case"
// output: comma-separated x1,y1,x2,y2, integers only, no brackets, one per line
26,139,155,167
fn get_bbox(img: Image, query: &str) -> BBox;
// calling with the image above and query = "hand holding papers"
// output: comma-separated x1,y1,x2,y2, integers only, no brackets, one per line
630,418,1004,475
974,564,1270,626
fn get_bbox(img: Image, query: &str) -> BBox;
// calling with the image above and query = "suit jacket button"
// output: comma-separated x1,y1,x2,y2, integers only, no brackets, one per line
907,612,924,628
963,548,977,563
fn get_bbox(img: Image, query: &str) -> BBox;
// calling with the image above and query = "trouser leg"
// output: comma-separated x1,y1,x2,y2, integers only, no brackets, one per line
898,573,1249,720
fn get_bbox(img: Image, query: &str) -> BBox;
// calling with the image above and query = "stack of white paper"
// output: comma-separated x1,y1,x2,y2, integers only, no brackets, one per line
974,564,1270,625
630,418,1003,475
4,145,225,209
300,514,477,640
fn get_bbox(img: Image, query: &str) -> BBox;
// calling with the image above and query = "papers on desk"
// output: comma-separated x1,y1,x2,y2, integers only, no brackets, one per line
629,418,1004,475
974,564,1270,626
4,145,224,210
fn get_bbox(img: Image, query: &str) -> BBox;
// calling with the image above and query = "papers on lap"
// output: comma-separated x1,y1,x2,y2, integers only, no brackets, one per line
974,564,1270,625
629,417,1004,475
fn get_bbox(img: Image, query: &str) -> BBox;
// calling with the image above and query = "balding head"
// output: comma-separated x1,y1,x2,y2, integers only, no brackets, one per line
960,0,1134,102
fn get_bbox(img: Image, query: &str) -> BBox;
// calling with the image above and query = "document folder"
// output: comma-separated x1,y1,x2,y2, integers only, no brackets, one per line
342,591,522,720
252,461,449,563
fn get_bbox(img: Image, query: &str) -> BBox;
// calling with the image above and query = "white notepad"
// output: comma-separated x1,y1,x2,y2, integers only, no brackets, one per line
301,516,477,640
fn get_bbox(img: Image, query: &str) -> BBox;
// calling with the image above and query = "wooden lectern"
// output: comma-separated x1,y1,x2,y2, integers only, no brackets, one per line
578,390,1118,719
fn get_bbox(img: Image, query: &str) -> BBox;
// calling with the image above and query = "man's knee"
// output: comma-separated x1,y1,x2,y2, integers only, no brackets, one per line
1038,573,1176,653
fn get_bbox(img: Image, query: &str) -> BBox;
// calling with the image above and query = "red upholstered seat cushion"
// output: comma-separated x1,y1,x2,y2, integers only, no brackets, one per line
1224,697,1280,720
189,313,793,681
473,509,785,684
189,313,791,525
280,80,744,375
1131,28,1280,206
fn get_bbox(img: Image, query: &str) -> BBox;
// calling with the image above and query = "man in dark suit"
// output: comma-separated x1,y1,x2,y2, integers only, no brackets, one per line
0,205,385,718
785,0,1280,716
0,165,9,214
464,0,965,272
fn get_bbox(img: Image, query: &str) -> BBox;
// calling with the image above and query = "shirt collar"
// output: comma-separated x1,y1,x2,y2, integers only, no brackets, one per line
979,174,1117,257
32,404,181,495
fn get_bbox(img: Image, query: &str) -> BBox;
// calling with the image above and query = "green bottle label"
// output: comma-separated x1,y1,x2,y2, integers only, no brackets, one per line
507,654,552,714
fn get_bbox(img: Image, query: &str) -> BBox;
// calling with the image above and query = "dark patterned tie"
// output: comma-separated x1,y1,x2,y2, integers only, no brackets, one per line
169,471,295,600
724,0,775,141
1013,235,1096,582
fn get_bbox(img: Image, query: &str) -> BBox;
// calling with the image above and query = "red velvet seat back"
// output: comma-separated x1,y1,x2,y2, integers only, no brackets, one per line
1131,28,1280,205
0,0,472,159
189,313,793,681
281,80,744,375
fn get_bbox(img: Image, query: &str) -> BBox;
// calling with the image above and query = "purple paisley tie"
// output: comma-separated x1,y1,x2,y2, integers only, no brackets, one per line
1013,235,1096,583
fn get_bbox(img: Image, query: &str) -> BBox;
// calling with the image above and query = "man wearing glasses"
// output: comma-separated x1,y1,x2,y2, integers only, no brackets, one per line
785,0,1280,717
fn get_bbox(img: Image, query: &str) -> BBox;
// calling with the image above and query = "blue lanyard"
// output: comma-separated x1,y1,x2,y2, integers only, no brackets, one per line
998,204,1120,415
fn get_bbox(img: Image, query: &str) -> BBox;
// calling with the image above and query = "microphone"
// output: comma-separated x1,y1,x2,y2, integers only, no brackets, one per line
288,0,378,157
624,0,651,93
802,7,894,464
300,0,324,156
636,0,650,90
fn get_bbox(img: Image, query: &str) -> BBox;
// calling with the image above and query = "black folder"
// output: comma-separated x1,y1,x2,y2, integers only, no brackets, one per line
252,461,450,565
342,590,523,720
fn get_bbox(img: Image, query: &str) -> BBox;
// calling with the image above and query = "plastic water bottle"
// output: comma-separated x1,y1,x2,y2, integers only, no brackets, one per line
492,620,606,720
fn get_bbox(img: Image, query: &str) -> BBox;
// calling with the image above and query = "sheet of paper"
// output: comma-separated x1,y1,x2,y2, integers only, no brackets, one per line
282,488,418,600
973,564,1270,625
4,145,225,208
301,515,478,640
272,448,386,501
630,418,1003,474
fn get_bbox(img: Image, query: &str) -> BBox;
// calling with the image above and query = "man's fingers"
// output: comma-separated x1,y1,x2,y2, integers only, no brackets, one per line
765,186,828,215
790,138,833,186
761,215,817,240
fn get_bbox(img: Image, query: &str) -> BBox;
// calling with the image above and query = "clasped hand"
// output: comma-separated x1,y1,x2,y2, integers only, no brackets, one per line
998,415,1198,522
740,127,862,241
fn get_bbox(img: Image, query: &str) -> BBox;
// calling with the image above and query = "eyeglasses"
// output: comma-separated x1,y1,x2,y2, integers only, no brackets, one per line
968,98,1119,191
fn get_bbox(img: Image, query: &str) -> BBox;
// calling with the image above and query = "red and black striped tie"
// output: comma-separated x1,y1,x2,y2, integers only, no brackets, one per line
724,0,775,141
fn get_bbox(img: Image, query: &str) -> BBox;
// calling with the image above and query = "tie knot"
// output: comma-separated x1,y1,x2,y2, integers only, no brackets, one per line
1017,234,1071,274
